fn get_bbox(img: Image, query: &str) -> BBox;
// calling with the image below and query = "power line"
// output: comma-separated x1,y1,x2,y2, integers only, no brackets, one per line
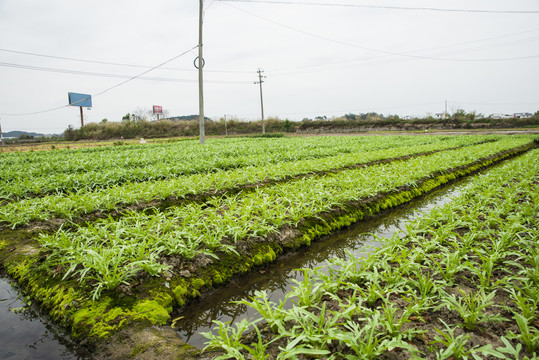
223,2,539,62
271,33,539,75
0,48,252,74
0,104,71,117
0,61,252,84
0,45,224,117
217,0,539,14
0,62,251,87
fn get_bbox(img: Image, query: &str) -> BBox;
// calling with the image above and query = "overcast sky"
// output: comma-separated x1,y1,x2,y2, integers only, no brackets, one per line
0,0,538,134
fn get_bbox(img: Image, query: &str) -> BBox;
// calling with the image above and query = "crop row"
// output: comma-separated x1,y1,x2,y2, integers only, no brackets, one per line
0,135,497,200
36,138,533,300
203,148,539,359
0,135,516,228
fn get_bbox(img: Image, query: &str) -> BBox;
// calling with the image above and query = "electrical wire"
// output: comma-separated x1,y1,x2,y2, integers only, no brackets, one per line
0,45,219,116
217,0,539,14
0,104,71,117
222,2,539,62
271,34,539,75
0,48,252,74
0,62,252,84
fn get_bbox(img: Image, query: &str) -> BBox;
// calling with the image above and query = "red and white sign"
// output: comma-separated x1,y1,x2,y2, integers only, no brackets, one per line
153,105,163,114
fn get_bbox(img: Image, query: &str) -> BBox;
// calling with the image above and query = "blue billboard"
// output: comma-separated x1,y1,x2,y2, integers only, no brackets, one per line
68,92,92,107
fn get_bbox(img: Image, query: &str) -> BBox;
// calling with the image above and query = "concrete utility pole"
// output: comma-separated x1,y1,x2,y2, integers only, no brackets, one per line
255,68,266,134
444,100,448,119
198,0,205,144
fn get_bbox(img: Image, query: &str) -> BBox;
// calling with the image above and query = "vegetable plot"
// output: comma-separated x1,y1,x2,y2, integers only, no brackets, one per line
203,148,539,359
37,137,533,300
1,135,454,200
0,134,536,347
0,134,500,227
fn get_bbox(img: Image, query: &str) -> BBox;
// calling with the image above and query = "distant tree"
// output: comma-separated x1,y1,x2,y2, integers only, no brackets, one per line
366,112,382,121
101,118,108,123
132,107,153,122
283,119,292,132
452,108,476,121
122,113,131,121
63,125,76,141
344,113,357,121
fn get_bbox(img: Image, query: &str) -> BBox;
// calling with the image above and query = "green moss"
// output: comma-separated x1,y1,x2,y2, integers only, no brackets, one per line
173,285,188,306
133,300,170,325
150,292,174,313
71,298,127,339
212,270,224,285
192,278,205,290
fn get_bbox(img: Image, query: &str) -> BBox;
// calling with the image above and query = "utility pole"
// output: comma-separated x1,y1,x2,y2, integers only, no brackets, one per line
198,0,205,144
444,100,448,120
255,68,266,134
80,107,84,128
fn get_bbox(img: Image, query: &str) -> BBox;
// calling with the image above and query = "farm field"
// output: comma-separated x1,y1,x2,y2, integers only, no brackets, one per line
204,147,539,359
0,134,537,359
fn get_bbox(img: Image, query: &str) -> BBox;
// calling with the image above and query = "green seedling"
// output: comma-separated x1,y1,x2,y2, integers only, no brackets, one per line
379,301,426,340
202,318,260,359
431,319,503,359
290,269,324,308
506,287,538,323
284,302,343,346
236,291,289,335
438,289,505,330
275,335,331,359
506,313,539,354
429,250,467,286
332,312,415,359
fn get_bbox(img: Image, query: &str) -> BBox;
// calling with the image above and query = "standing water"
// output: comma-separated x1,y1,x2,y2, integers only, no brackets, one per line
0,276,90,360
175,176,473,348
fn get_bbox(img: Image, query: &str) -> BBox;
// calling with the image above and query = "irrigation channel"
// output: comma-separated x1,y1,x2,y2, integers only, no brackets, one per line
174,170,477,349
0,155,516,358
0,276,84,359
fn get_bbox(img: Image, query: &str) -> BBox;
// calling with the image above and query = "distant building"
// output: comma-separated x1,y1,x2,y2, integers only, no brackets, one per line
490,113,513,119
513,112,533,118
434,113,446,120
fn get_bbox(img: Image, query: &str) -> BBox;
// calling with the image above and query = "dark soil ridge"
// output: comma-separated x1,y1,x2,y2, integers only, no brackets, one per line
0,142,535,360
2,138,498,233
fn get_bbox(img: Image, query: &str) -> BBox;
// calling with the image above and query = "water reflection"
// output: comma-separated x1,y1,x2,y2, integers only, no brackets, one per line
0,276,91,360
175,179,468,348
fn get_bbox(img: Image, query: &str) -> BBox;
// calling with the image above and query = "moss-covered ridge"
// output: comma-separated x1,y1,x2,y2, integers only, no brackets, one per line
0,141,535,356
